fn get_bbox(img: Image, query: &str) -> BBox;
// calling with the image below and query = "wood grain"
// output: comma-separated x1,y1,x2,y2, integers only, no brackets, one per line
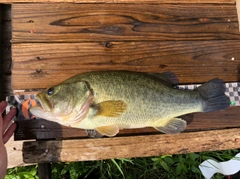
0,0,237,3
237,0,240,31
12,41,240,90
12,4,239,43
14,107,239,140
5,137,32,168
22,128,240,163
38,163,51,179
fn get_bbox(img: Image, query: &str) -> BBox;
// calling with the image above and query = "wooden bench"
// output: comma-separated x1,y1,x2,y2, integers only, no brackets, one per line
0,1,240,178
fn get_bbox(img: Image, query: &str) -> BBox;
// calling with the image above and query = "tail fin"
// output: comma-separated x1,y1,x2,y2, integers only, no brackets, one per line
196,78,230,112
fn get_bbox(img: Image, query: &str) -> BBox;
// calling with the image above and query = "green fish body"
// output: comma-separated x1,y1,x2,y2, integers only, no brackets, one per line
30,71,230,136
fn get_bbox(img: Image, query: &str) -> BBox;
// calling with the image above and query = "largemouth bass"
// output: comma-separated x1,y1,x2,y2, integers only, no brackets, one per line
30,71,230,136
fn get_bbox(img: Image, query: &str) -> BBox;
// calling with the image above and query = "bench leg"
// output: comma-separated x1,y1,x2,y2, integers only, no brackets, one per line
38,163,52,179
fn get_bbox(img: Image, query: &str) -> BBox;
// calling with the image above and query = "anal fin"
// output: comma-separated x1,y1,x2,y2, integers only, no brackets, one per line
154,118,186,134
96,125,119,137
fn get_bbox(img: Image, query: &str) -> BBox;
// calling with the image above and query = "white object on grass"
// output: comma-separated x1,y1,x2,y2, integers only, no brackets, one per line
199,153,240,179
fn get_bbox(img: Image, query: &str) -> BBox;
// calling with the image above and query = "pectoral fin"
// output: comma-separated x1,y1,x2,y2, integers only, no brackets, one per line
154,118,186,134
96,100,127,117
96,125,119,137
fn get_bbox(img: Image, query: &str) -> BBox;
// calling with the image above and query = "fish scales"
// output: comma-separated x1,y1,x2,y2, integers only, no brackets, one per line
68,72,201,125
30,71,230,137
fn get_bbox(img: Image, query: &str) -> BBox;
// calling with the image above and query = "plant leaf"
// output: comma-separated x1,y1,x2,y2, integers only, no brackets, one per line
111,159,125,179
176,163,182,174
159,159,169,172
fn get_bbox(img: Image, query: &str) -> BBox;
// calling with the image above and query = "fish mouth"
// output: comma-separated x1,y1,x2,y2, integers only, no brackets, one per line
66,92,93,125
35,93,52,112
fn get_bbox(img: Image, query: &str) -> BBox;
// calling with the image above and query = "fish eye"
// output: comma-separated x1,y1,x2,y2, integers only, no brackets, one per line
47,87,54,96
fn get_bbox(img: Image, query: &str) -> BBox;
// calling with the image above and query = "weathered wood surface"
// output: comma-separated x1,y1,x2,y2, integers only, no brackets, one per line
7,1,240,166
237,0,240,31
38,163,51,179
12,4,239,43
0,0,237,3
22,128,240,163
5,137,32,168
12,41,240,90
14,107,239,140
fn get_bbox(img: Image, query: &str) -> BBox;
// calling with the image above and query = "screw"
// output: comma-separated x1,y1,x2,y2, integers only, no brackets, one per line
104,42,112,48
45,149,49,153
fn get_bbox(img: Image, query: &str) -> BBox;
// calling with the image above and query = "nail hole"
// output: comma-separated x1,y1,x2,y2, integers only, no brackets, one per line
104,42,112,48
36,69,42,74
235,138,240,142
36,56,42,60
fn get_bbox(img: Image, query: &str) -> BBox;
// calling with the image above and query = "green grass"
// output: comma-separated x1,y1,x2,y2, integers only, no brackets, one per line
6,149,239,179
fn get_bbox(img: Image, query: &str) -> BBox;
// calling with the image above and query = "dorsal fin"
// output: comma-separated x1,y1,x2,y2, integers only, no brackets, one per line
148,72,179,86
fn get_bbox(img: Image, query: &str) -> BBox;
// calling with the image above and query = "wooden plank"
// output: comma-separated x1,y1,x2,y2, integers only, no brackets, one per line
2,21,12,75
12,4,239,43
0,0,237,4
237,0,240,31
38,163,51,179
15,119,88,140
12,41,240,90
5,137,32,168
1,75,12,96
22,128,240,163
14,107,239,140
2,4,11,22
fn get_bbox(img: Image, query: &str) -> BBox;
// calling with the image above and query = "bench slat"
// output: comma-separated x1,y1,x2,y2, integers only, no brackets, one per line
12,41,240,90
0,0,237,4
22,127,240,163
12,4,239,43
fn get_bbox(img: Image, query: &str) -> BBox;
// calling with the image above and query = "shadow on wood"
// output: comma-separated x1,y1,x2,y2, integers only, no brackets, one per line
15,119,66,140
